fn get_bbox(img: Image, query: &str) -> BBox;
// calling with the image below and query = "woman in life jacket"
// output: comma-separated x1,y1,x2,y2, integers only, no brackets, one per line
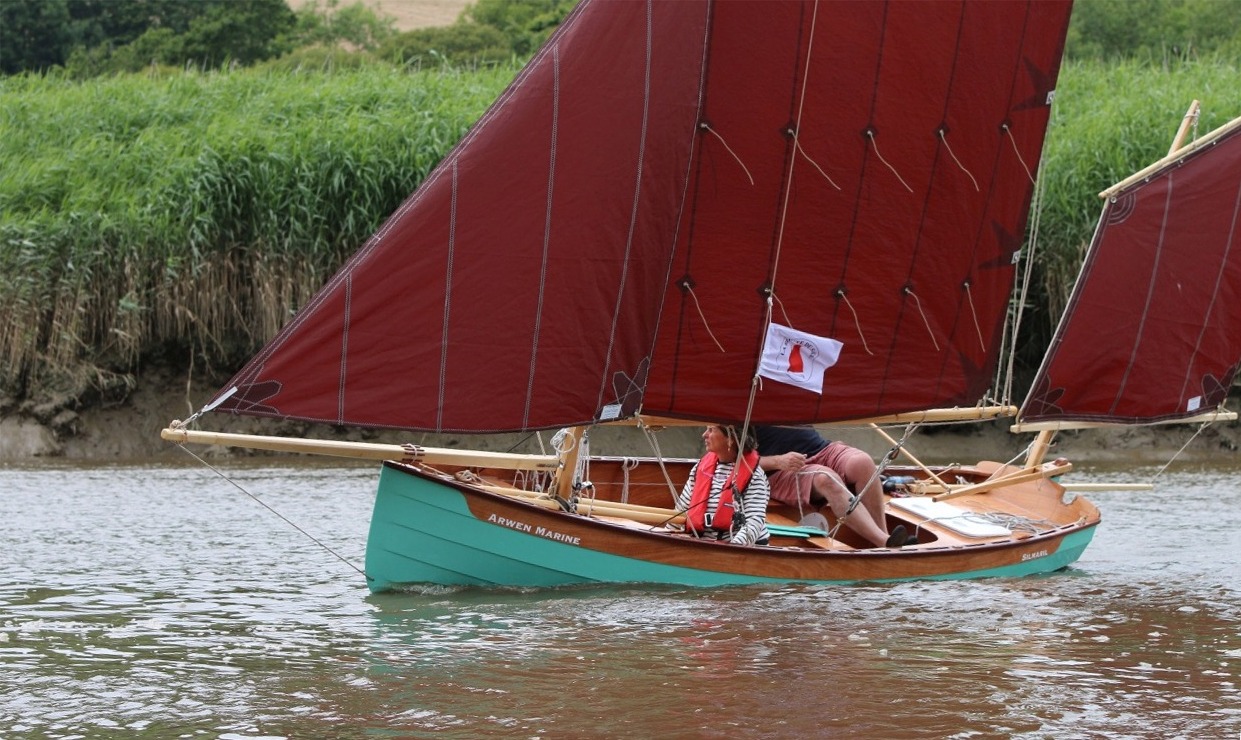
675,424,771,546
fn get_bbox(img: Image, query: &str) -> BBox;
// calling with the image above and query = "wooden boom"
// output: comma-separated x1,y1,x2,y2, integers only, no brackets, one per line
160,426,560,471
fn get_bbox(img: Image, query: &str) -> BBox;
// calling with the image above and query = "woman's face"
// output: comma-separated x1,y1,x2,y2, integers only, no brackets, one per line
702,425,733,458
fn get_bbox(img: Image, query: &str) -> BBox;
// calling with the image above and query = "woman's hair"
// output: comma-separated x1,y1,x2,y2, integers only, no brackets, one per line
717,424,758,452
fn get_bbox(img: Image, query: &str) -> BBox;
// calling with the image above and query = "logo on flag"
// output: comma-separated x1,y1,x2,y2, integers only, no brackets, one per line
758,323,843,394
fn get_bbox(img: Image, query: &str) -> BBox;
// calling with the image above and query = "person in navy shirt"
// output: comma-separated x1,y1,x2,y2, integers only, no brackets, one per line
755,425,915,548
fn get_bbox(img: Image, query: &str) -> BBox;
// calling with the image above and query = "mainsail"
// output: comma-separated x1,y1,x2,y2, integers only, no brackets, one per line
209,0,1073,433
1021,115,1241,426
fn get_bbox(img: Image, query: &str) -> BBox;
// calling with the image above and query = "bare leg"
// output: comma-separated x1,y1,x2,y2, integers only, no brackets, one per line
807,471,890,547
833,450,890,538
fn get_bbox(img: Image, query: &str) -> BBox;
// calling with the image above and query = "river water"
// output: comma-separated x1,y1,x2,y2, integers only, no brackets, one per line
1,459,1238,738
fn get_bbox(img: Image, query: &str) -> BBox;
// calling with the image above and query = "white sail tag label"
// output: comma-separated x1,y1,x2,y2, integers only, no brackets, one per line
599,403,623,421
758,323,844,395
1187,396,1202,412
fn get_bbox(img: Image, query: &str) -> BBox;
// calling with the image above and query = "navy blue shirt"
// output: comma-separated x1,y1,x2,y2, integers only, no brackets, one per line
753,425,831,457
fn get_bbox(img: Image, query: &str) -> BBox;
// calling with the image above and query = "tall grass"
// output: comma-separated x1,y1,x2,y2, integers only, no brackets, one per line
0,62,514,400
1027,56,1241,359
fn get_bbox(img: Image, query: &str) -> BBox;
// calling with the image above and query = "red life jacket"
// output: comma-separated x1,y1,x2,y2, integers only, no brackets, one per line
686,450,760,535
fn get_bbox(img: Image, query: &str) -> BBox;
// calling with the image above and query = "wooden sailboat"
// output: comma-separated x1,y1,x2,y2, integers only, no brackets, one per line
163,0,1239,591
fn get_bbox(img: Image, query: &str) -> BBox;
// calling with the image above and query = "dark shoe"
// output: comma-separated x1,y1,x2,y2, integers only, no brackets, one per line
904,534,919,546
884,525,908,548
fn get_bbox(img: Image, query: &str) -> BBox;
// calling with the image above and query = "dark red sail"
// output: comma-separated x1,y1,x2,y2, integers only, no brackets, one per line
1021,116,1241,426
210,0,1073,433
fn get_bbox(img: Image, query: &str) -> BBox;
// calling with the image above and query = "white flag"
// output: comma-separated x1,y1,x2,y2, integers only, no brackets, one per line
758,323,843,394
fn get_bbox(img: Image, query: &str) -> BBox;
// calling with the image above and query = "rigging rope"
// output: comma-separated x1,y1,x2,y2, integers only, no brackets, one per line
620,456,639,504
170,443,367,579
1000,133,1050,407
1151,419,1213,481
638,418,686,507
912,511,1054,538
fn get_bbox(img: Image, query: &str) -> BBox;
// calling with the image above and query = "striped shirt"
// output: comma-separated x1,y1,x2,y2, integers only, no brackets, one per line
676,458,771,546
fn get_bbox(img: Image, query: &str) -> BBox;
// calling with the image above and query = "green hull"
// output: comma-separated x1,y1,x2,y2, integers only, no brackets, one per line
364,464,1096,592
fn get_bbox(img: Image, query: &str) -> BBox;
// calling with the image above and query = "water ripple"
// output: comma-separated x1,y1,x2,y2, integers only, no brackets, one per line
0,462,1237,737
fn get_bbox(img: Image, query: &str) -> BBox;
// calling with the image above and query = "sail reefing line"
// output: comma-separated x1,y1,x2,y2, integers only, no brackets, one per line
836,290,874,356
903,287,942,352
684,282,726,354
522,42,561,429
938,129,980,192
1175,180,1241,412
594,0,655,422
640,0,1072,426
700,123,755,186
961,281,987,353
1106,179,1175,415
1001,124,1037,184
791,132,840,190
338,275,351,425
864,130,914,193
436,160,458,431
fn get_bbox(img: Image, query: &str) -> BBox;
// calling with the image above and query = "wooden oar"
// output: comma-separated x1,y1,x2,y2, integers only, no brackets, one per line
1060,483,1153,492
160,426,560,471
482,485,685,525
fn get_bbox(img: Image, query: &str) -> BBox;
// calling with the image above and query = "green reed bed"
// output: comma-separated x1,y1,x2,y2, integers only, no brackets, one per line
1026,57,1240,355
0,63,514,398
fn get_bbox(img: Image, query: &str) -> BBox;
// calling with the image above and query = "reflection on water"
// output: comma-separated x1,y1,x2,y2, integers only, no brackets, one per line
1,461,1238,737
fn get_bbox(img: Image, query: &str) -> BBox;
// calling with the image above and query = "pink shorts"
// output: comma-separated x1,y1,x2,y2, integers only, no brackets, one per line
767,442,871,507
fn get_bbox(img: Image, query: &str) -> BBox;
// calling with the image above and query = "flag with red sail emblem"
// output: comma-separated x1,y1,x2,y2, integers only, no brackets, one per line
758,323,844,394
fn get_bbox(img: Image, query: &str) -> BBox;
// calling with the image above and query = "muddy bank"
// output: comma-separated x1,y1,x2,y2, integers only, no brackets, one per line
2,370,1239,468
